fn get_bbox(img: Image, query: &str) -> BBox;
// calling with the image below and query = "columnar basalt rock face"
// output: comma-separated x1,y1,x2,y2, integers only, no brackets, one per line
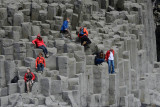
0,0,158,106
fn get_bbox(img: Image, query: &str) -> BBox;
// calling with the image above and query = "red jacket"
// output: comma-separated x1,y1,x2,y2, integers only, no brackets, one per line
78,27,88,39
32,34,46,47
35,57,46,67
105,50,114,62
24,72,35,82
32,38,46,47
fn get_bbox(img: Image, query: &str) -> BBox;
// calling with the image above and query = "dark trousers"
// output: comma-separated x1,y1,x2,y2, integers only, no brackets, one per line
60,30,71,39
95,58,105,65
38,45,48,55
37,63,44,71
81,36,91,46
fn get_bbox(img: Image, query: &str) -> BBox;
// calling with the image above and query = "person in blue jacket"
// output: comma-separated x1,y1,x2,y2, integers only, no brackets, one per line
60,18,72,39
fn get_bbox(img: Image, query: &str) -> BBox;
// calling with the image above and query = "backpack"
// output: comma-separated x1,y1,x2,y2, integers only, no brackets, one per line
80,28,84,35
34,73,38,82
11,76,19,83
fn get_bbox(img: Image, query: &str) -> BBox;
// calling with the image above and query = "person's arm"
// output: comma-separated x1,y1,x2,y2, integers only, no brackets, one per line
64,21,68,30
85,29,88,36
105,51,109,61
113,50,115,56
32,39,37,45
31,72,35,80
35,57,38,68
24,73,27,82
43,57,46,67
42,40,46,47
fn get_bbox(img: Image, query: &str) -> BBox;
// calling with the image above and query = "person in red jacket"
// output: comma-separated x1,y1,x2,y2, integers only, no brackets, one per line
78,27,91,47
35,52,46,73
24,68,35,93
32,34,49,58
105,49,115,74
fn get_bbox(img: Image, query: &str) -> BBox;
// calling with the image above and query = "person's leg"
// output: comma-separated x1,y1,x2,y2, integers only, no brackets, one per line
86,37,91,45
66,29,72,39
83,36,91,47
41,64,44,72
96,58,104,65
111,60,115,74
99,58,105,64
81,37,85,45
37,64,40,71
26,82,30,92
108,60,111,74
38,45,48,55
29,81,32,92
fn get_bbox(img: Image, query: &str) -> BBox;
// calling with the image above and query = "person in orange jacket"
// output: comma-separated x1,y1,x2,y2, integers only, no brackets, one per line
78,27,91,47
35,52,46,73
32,34,49,58
105,49,115,74
24,68,35,93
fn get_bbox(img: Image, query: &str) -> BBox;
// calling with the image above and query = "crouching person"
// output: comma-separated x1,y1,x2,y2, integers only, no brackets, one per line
78,27,91,48
24,68,35,93
36,52,46,73
94,51,105,65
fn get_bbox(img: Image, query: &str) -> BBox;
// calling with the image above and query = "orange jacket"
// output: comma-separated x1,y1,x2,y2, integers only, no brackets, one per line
24,72,35,82
35,57,46,67
78,27,88,39
105,50,114,62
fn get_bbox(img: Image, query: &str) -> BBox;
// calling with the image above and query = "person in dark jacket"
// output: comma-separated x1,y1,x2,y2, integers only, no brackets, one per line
93,51,105,65
24,68,35,93
36,52,46,73
60,18,72,39
32,34,49,58
78,27,91,48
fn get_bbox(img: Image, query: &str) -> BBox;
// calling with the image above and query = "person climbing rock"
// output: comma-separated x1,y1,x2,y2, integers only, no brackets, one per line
94,51,105,65
105,48,115,74
78,27,91,48
60,18,72,39
32,34,49,58
35,52,46,73
24,68,35,93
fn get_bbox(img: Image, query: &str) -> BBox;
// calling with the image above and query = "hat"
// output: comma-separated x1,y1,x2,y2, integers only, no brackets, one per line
37,33,40,37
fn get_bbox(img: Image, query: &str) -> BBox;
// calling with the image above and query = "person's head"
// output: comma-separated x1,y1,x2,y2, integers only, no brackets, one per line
37,34,42,41
39,52,43,57
27,68,31,73
99,51,104,58
110,48,113,52
80,26,84,30
67,18,70,22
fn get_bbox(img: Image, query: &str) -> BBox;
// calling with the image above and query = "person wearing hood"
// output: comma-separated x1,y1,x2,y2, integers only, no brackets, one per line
32,34,49,58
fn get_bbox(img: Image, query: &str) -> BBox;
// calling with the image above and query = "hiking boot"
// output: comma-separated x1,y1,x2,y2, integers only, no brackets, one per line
45,54,49,58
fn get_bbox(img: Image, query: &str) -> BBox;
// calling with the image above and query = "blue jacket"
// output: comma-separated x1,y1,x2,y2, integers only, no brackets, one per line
61,20,68,31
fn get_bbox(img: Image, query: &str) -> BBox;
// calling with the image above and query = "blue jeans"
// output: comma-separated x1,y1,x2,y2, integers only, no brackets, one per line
38,45,48,55
95,58,105,65
108,60,114,74
37,63,44,71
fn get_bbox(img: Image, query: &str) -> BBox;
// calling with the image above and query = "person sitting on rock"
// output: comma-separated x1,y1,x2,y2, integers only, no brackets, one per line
105,48,115,74
94,51,105,65
36,52,46,73
32,34,49,58
78,27,91,48
24,68,35,93
60,18,72,39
